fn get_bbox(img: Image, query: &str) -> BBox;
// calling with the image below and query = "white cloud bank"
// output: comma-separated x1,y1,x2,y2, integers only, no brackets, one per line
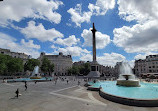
53,46,91,57
0,0,63,27
81,28,111,49
55,35,80,47
0,32,40,58
113,0,158,54
67,4,92,27
20,21,63,42
80,52,126,67
67,0,115,27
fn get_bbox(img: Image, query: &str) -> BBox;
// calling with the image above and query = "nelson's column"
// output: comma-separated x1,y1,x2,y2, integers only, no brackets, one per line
87,23,101,78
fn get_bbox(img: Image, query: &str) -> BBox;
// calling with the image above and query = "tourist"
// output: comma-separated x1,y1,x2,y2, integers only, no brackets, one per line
78,81,80,86
55,80,57,85
15,88,19,98
25,83,27,91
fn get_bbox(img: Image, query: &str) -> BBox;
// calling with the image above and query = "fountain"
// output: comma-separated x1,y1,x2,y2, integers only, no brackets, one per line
87,62,158,106
30,66,42,79
116,62,140,87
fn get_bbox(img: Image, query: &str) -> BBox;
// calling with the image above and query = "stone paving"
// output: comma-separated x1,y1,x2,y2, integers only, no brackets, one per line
0,78,158,111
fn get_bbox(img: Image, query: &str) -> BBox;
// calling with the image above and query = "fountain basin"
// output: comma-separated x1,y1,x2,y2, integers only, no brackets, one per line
7,77,53,82
99,88,158,107
117,80,140,87
116,74,140,87
87,81,158,106
30,76,42,79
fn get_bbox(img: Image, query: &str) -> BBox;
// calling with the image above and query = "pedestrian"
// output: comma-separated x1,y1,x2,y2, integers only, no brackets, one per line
24,81,27,85
55,80,57,85
67,80,69,84
78,81,80,86
15,88,19,98
25,83,27,91
35,81,37,84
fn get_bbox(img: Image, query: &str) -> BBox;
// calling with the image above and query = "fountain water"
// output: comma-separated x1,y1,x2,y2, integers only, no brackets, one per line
30,66,42,79
87,62,158,106
116,62,140,87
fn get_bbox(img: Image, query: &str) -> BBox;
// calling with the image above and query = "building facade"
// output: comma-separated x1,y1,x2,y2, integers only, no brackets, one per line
134,55,158,76
0,48,30,63
73,61,120,77
39,52,72,76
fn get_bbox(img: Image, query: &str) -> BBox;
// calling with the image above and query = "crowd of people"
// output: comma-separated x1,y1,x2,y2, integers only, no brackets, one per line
14,76,84,98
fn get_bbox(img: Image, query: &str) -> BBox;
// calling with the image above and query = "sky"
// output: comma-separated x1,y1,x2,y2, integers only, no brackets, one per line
0,0,158,67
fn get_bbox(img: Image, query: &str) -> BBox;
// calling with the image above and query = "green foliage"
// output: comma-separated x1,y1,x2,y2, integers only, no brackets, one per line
50,64,54,72
83,63,90,75
7,58,23,73
67,63,90,76
24,59,40,71
40,57,54,75
0,54,23,75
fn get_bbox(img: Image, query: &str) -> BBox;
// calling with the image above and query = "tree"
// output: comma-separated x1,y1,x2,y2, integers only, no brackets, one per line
40,57,54,75
67,68,72,75
67,62,90,76
0,54,8,75
0,54,24,75
7,58,23,75
67,66,79,76
72,66,79,75
49,64,54,74
24,59,40,71
83,63,90,75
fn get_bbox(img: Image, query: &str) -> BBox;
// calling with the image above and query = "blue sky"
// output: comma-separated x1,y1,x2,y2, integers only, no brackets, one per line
0,0,158,67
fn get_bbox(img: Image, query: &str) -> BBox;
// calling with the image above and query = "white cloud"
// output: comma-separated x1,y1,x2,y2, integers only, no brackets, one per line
80,54,92,62
67,4,92,27
113,0,158,54
97,53,126,66
21,39,40,49
81,28,111,49
80,52,126,66
0,32,40,58
68,0,115,27
134,54,146,60
117,0,158,23
0,0,63,26
51,45,56,49
55,35,80,47
53,46,91,57
134,52,158,60
113,18,158,53
88,0,115,15
20,21,63,42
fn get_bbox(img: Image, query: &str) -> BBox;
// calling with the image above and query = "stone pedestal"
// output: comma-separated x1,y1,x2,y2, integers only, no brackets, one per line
87,61,100,78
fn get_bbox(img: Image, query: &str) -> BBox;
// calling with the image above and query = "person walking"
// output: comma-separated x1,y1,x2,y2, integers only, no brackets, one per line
67,80,69,84
78,81,80,86
55,79,57,85
25,82,27,91
15,88,19,98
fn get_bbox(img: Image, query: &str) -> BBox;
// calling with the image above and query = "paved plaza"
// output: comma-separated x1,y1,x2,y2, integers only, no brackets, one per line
0,78,158,111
